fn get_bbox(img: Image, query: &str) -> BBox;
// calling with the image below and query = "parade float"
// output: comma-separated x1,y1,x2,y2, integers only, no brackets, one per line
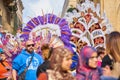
0,13,74,64
21,13,72,51
64,0,113,69
20,13,78,69
64,0,112,49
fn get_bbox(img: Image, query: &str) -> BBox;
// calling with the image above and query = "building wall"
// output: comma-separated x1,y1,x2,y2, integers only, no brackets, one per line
61,0,77,17
16,0,23,26
0,0,23,33
100,0,120,31
68,0,78,7
61,0,69,17
0,0,13,32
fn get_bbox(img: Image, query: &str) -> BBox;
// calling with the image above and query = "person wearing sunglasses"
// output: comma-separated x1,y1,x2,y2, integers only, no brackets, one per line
12,39,44,80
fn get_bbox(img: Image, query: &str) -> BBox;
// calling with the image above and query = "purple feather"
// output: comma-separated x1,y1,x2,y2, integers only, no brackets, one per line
61,25,70,31
54,17,61,24
20,34,29,41
21,13,72,46
58,18,66,24
23,26,32,31
38,16,44,25
22,28,31,32
58,19,68,27
60,35,70,43
47,14,57,23
32,17,40,26
27,21,36,29
65,45,74,54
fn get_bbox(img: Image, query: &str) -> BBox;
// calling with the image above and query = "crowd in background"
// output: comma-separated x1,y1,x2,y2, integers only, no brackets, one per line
0,23,120,80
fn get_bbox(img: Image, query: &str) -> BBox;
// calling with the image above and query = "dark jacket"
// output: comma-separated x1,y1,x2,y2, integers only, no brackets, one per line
36,60,50,77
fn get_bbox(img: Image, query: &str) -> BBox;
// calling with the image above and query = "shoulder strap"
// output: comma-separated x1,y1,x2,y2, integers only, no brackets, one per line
23,54,34,73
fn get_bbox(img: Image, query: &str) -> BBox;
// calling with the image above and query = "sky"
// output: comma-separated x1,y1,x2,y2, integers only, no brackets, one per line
21,0,65,24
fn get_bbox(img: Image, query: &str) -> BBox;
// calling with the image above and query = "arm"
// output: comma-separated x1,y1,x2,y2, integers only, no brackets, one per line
12,69,17,80
12,53,23,80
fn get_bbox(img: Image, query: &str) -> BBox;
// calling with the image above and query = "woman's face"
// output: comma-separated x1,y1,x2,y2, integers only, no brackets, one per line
61,54,72,71
88,52,98,68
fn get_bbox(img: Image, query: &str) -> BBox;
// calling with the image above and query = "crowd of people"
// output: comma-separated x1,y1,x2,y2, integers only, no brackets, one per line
0,23,120,80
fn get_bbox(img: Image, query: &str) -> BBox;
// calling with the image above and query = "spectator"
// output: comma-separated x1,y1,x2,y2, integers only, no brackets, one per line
12,39,44,80
0,48,11,80
101,31,120,80
101,55,117,80
37,44,53,78
76,46,101,80
96,46,106,67
37,47,75,80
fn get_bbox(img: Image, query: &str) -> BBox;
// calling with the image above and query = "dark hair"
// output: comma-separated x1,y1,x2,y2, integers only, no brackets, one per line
101,55,114,70
41,44,53,60
96,47,105,56
41,44,50,51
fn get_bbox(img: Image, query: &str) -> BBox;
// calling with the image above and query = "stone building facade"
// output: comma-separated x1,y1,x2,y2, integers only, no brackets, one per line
100,0,120,31
0,0,23,33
